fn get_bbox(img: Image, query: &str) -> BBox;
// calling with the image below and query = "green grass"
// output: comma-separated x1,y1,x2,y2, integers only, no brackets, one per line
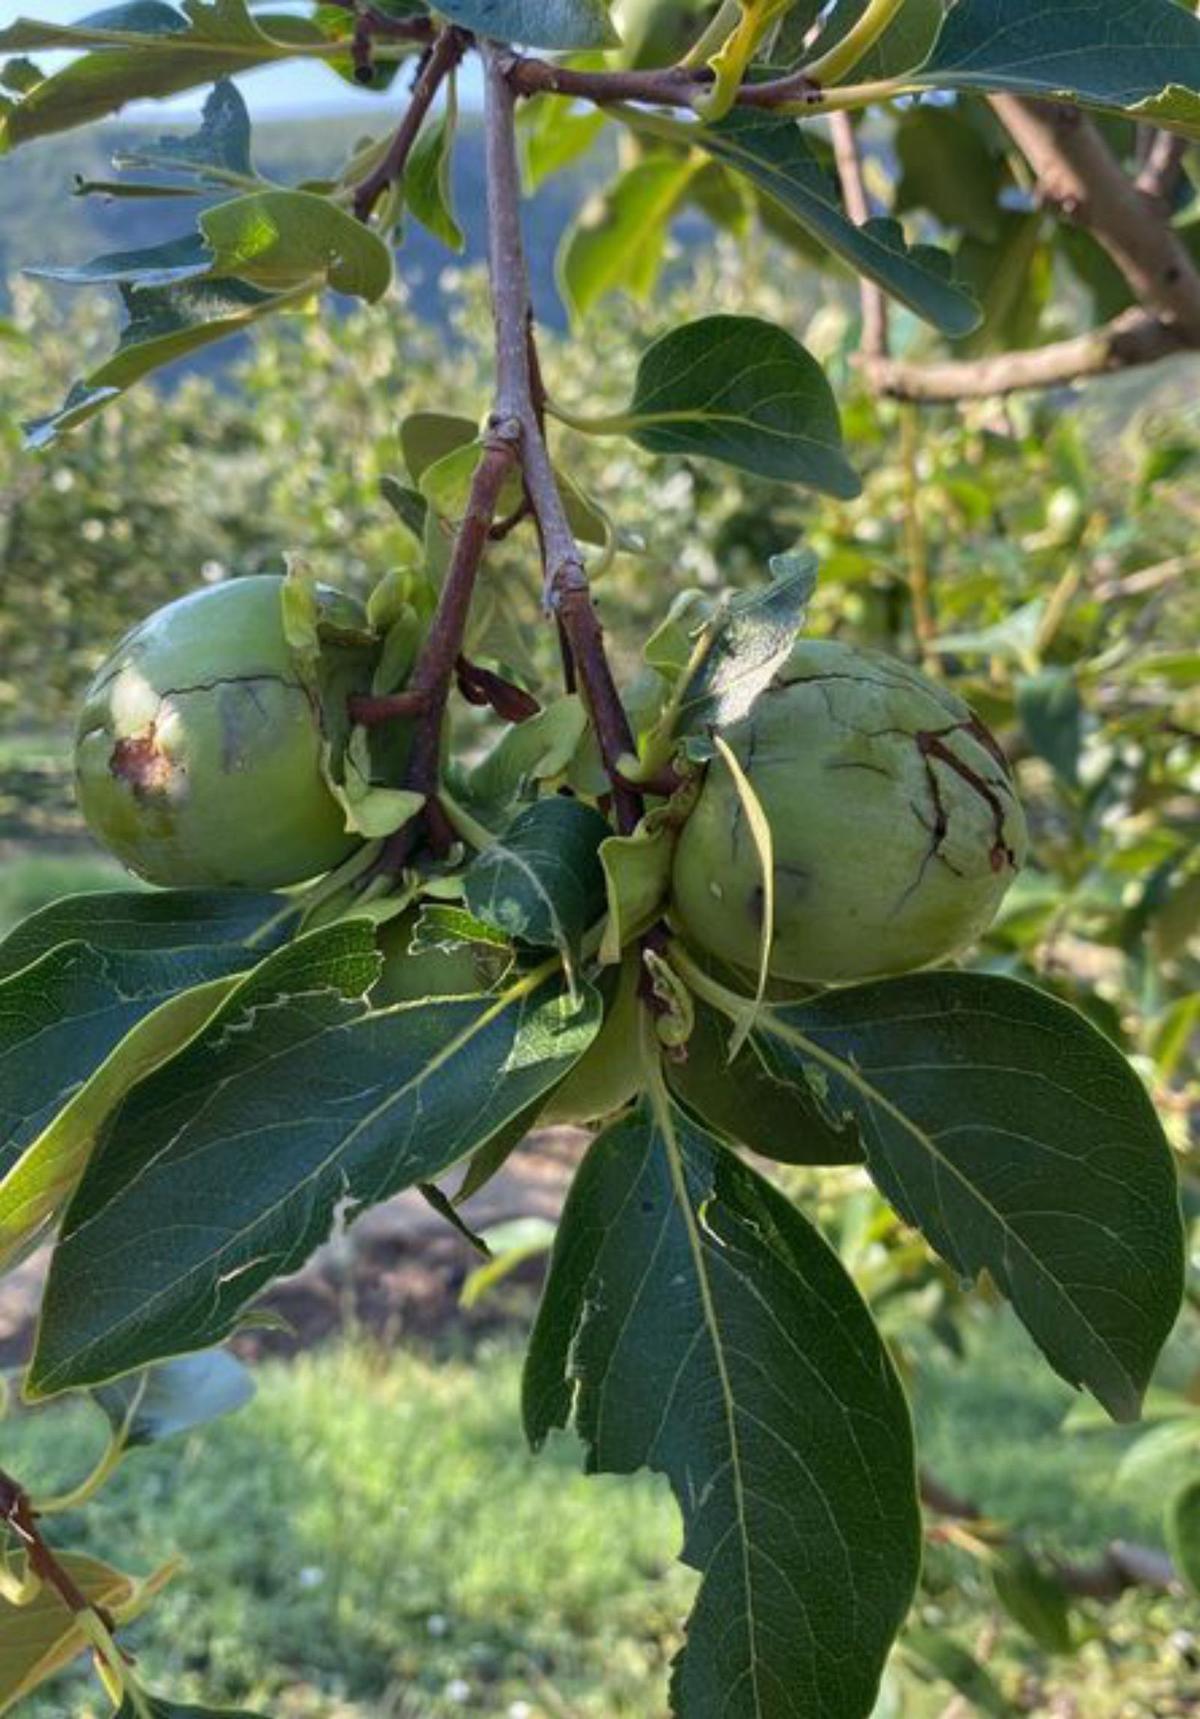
6,1340,693,1718
5,1318,1195,1719
0,849,132,938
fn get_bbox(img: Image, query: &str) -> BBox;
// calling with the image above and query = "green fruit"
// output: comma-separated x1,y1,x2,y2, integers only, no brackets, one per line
372,913,490,1005
671,639,1028,985
76,575,364,889
540,951,644,1125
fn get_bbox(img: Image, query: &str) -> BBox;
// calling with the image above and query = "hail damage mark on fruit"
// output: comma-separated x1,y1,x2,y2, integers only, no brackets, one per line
110,725,176,797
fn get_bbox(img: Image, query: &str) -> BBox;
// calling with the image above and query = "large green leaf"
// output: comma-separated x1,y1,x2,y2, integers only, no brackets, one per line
525,1096,921,1719
0,0,328,148
632,108,979,337
200,190,393,299
616,315,860,498
0,887,295,982
728,970,1183,1421
558,154,700,320
0,889,292,1227
916,0,1200,134
0,969,236,1271
432,0,617,48
29,921,599,1395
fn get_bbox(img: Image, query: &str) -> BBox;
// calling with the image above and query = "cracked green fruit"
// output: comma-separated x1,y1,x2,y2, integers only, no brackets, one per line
671,640,1028,985
540,951,644,1125
76,575,365,889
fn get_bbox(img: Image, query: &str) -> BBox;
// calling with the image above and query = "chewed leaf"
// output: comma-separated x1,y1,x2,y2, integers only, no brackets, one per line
29,923,599,1396
462,798,611,983
525,1096,921,1719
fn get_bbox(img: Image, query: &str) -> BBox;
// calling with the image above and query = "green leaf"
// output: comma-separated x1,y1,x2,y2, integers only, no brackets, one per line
0,887,295,983
616,314,860,498
524,1097,921,1719
0,899,290,1182
559,154,700,320
24,274,310,447
405,80,464,252
916,0,1200,134
991,1548,1074,1654
0,1552,139,1714
668,998,864,1166
431,0,617,49
597,808,676,962
648,108,980,337
465,695,589,814
0,1,327,149
200,189,393,299
115,74,253,180
895,104,1006,242
900,1626,1009,1718
670,549,818,749
520,91,607,190
735,971,1184,1421
93,1347,255,1447
1016,669,1083,789
462,798,611,977
1166,1476,1200,1597
0,971,237,1273
812,0,943,79
29,922,600,1395
29,232,212,287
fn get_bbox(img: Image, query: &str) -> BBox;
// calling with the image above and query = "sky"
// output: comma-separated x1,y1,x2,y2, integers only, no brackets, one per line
0,0,435,119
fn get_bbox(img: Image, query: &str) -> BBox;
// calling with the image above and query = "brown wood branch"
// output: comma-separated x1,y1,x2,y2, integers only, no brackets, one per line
828,111,889,361
990,95,1200,342
865,307,1189,402
1,1469,104,1621
919,1470,1179,1601
1135,129,1190,206
375,434,518,873
482,45,643,836
353,28,467,221
503,50,822,113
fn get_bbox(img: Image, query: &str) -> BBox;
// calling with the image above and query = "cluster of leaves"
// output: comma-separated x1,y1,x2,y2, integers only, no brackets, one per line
1,1,1199,1717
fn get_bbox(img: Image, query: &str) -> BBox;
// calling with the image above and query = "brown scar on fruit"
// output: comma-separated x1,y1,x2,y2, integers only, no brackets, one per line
110,725,177,797
892,724,1019,917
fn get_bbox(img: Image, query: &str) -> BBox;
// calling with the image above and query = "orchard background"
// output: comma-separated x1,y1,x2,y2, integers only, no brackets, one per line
0,4,1198,1717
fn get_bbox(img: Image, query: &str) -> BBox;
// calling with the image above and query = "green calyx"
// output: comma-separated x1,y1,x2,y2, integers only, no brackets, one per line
671,639,1029,985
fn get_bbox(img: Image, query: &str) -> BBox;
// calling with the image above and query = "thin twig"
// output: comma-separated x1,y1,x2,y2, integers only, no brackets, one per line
483,46,643,835
920,1469,1180,1600
1,1468,105,1621
353,28,467,221
828,111,889,361
503,51,891,115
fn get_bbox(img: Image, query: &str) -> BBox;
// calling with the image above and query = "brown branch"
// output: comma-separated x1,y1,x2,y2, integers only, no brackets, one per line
1,1469,105,1621
828,111,889,361
866,307,1188,402
919,1470,1180,1601
353,28,467,221
503,50,824,114
376,433,519,872
317,0,436,44
484,46,643,835
989,97,1200,342
1135,129,1190,206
